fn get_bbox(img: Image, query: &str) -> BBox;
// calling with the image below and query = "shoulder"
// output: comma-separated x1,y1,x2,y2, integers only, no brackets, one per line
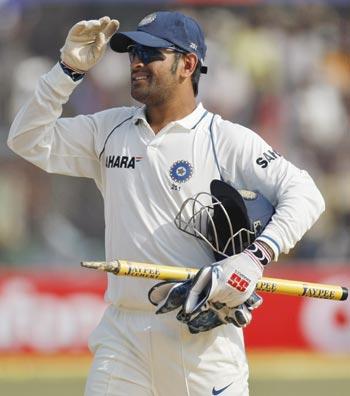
211,115,261,145
89,106,139,130
88,106,139,158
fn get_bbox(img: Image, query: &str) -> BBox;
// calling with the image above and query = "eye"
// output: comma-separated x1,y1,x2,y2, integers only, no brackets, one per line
127,45,136,62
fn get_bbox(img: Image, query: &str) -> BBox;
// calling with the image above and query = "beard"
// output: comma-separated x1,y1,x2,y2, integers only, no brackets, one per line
130,75,175,106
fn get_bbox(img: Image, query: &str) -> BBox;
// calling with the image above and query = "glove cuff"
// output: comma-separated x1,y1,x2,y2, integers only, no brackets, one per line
59,60,85,82
243,240,273,270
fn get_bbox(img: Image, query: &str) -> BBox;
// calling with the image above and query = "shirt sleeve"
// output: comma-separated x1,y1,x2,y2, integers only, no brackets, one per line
214,118,325,260
7,62,101,183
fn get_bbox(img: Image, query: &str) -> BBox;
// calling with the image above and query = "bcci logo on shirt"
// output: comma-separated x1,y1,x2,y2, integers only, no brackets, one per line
169,160,193,184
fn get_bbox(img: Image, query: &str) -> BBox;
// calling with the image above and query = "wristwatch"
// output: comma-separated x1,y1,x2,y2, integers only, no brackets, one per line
59,60,85,82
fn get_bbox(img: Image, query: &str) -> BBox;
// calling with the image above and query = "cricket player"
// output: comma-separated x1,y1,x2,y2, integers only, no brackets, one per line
8,11,325,396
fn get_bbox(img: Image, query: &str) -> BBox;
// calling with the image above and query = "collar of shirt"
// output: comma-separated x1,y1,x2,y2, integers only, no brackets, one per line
131,103,208,132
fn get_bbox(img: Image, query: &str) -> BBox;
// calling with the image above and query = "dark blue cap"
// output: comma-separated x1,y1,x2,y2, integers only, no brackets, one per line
110,11,207,73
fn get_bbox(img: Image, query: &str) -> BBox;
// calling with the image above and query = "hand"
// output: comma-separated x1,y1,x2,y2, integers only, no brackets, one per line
182,252,263,318
60,16,119,72
181,292,263,334
148,280,263,333
148,280,192,314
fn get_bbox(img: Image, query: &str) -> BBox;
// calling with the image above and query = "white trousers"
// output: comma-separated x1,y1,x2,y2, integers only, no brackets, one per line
84,305,249,396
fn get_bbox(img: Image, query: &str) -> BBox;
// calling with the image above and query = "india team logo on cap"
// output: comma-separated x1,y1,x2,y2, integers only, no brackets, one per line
138,13,157,27
169,160,193,183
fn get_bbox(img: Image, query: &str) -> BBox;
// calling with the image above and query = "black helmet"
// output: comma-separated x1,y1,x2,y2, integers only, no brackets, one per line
175,179,275,260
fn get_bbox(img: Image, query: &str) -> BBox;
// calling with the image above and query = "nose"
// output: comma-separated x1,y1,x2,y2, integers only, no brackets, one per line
130,59,145,74
129,51,145,69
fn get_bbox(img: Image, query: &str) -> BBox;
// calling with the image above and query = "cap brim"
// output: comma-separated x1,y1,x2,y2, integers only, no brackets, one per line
110,31,174,53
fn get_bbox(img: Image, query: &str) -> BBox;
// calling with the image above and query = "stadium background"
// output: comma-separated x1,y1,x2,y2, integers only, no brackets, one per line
0,0,349,395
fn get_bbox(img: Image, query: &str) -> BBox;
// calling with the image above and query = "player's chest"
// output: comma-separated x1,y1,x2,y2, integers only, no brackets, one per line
101,125,219,195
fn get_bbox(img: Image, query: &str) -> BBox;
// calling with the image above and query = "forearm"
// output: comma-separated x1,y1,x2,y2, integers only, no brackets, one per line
8,63,80,160
8,63,101,180
257,168,325,260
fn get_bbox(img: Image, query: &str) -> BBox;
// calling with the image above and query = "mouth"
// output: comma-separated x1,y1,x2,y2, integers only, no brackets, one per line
131,73,150,83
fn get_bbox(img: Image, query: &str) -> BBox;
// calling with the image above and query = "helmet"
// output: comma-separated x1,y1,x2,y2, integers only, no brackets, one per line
174,179,275,261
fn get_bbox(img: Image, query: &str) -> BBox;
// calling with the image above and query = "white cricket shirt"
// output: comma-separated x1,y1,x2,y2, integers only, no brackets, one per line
8,63,325,309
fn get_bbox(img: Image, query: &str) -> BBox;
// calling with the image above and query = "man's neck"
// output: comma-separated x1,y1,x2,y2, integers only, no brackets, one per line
146,97,197,134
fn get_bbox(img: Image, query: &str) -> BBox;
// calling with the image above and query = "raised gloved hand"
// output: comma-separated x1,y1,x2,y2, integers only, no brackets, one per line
148,279,263,333
60,16,119,72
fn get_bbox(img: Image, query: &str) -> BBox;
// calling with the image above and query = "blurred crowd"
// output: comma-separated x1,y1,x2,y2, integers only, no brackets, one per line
0,2,349,266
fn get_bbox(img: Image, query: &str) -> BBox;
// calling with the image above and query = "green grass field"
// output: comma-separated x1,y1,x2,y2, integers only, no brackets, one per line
249,351,350,396
1,352,349,396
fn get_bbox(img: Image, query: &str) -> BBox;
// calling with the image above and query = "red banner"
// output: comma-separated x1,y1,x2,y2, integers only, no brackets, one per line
0,269,106,353
245,265,350,353
0,265,349,353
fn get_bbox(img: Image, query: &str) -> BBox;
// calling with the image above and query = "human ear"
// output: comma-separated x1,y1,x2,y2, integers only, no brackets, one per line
180,53,198,78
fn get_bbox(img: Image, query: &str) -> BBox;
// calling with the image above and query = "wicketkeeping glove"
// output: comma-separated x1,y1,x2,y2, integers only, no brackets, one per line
148,280,192,315
180,293,263,334
182,251,264,320
60,16,119,72
148,280,263,333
